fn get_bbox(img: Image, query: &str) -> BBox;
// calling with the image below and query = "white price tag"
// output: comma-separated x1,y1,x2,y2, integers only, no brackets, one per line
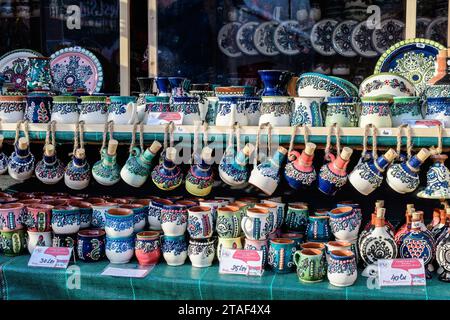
378,259,426,287
219,249,264,276
28,246,73,269
101,264,154,278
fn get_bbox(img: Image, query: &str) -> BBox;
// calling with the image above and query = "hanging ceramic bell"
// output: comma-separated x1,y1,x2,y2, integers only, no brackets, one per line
185,147,214,197
64,148,91,190
417,154,450,199
151,147,183,191
92,139,121,186
284,142,317,190
0,135,8,174
8,137,35,181
35,144,65,185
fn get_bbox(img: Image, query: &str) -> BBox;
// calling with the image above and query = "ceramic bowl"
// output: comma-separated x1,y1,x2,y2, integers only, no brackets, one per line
359,73,416,97
51,205,81,234
296,73,353,99
105,235,135,264
105,208,134,238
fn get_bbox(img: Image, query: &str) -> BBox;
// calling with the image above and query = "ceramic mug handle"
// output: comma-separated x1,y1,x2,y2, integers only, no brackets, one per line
293,250,301,267
127,102,138,124
241,216,253,239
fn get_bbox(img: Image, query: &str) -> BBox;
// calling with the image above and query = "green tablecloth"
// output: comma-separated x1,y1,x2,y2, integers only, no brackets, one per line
0,255,448,300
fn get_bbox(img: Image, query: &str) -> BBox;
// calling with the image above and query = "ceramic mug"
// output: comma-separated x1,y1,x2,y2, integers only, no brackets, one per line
0,95,26,122
244,238,269,266
51,95,79,123
135,231,161,266
255,202,278,235
259,96,292,127
161,234,188,266
217,237,243,260
325,240,353,264
51,205,80,234
52,232,77,248
160,204,188,236
148,198,173,231
325,97,358,127
268,238,297,273
91,202,118,229
327,250,357,287
25,92,52,123
291,97,324,127
284,204,309,235
306,215,331,243
171,96,201,125
108,96,137,125
199,199,227,228
216,206,241,238
280,232,304,249
187,206,213,239
119,204,147,233
0,202,25,231
105,208,134,238
215,96,248,126
188,238,216,268
329,206,362,241
359,96,392,128
106,235,135,264
1,229,27,256
25,203,53,232
241,208,271,241
77,229,106,262
79,95,108,124
262,199,285,230
294,248,326,283
68,201,92,229
27,230,52,254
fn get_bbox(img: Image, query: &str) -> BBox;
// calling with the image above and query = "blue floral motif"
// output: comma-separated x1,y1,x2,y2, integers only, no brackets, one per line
172,101,199,115
92,209,106,228
105,214,134,232
135,239,159,253
106,237,134,253
329,212,359,234
8,152,35,174
108,103,127,115
162,237,187,256
51,211,80,228
328,257,356,275
52,102,79,115
0,101,26,114
161,209,187,226
80,103,107,115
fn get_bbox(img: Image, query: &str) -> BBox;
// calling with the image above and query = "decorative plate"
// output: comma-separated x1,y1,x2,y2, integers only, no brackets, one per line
351,20,378,58
374,38,445,95
425,17,447,48
0,49,42,91
296,72,352,99
416,17,431,39
332,20,358,57
217,22,243,58
310,19,338,56
50,47,103,94
274,20,311,56
372,19,405,54
236,21,259,56
254,21,280,56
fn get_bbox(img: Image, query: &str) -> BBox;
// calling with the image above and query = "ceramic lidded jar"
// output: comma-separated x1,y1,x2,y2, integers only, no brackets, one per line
424,97,450,126
284,143,317,190
151,147,183,191
219,143,254,188
327,250,357,287
0,135,7,175
391,96,423,127
8,137,35,181
35,144,65,185
26,57,52,92
386,148,430,194
0,95,26,123
79,95,108,124
25,92,52,123
135,231,161,266
359,96,392,128
161,234,188,266
64,148,91,190
93,140,121,186
258,96,292,127
171,96,200,125
215,96,248,126
185,147,214,197
417,154,450,199
77,229,106,262
291,97,324,127
188,238,216,268
317,147,353,196
121,141,161,188
325,96,358,127
51,95,80,123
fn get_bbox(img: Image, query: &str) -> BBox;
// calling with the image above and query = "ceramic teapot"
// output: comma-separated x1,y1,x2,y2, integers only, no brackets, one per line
151,147,183,191
185,147,214,197
0,135,8,174
64,148,91,190
120,141,162,188
8,137,35,181
219,143,255,188
284,142,317,190
35,144,65,185
317,147,353,196
93,139,121,186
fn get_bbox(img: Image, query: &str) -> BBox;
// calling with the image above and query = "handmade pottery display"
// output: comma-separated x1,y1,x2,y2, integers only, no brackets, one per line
306,216,331,243
8,137,35,181
0,95,26,122
258,97,292,127
160,204,187,236
135,231,161,266
27,230,52,254
77,229,106,262
35,144,65,185
318,147,353,196
417,154,450,199
51,205,80,234
241,207,272,241
171,96,200,125
161,234,188,266
327,250,357,287
268,238,296,273
91,202,118,229
188,238,215,268
151,147,183,191
0,203,24,231
50,95,79,123
185,147,214,197
1,229,27,256
329,205,362,241
284,143,317,190
26,57,52,92
359,96,392,128
78,96,108,124
219,143,254,188
92,140,120,186
107,96,137,125
105,235,135,264
291,97,323,126
187,206,213,240
294,248,326,283
325,97,358,127
64,148,91,190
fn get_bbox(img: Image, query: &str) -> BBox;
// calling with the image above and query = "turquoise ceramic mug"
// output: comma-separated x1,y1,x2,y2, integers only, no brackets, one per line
268,238,296,273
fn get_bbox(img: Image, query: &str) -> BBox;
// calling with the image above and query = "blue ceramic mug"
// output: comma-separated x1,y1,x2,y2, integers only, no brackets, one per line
107,96,137,125
77,229,106,262
51,205,81,234
268,238,296,273
105,235,135,264
105,208,134,238
25,92,52,123
306,215,331,242
161,234,188,266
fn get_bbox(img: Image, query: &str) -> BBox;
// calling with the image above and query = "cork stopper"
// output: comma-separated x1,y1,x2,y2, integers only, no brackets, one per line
201,147,213,162
406,203,414,213
107,139,118,156
75,148,86,159
0,134,3,146
44,144,55,157
304,143,316,156
416,210,424,222
166,147,177,161
242,143,255,157
440,209,447,224
412,212,420,221
383,148,397,163
18,137,28,150
375,200,384,208
149,140,162,154
416,148,430,162
376,207,385,218
278,146,288,155
340,147,353,161
446,207,450,215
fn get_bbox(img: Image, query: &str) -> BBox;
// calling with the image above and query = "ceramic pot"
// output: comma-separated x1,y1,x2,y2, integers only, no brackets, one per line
35,145,65,185
105,208,134,238
143,96,170,124
217,237,243,260
161,234,188,266
1,229,27,256
92,145,121,187
0,95,26,122
69,201,92,229
50,95,79,123
188,238,215,268
8,138,35,181
27,57,52,92
187,206,213,239
108,96,137,125
325,240,352,263
317,147,353,196
186,148,214,197
52,233,77,247
160,204,187,236
268,238,296,273
79,96,108,124
244,238,269,266
51,205,81,234
329,206,362,241
359,96,392,128
25,92,52,123
64,149,90,190
24,204,53,232
359,73,415,97
151,147,183,191
417,154,450,199
291,97,324,126
258,70,291,96
77,229,106,262
106,235,135,264
294,248,326,283
258,96,292,127
215,96,248,126
284,203,309,234
0,203,24,231
241,208,272,241
261,199,285,230
171,96,200,125
27,230,52,254
425,97,450,127
219,143,254,188
325,97,358,127
327,250,357,287
90,202,117,229
135,231,161,266
391,96,422,126
216,206,241,238
306,216,331,243
284,143,317,190
121,141,161,188
242,96,261,126
148,198,173,231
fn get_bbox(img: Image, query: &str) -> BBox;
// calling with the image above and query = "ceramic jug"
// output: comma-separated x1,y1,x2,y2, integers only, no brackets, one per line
291,97,324,127
79,95,108,124
155,77,171,97
25,92,52,123
258,70,291,96
171,96,201,125
35,144,65,185
219,143,255,188
0,95,26,122
51,95,79,124
359,96,392,128
185,147,214,197
425,97,450,127
26,57,52,92
349,148,397,195
284,142,317,190
259,96,292,127
391,96,423,127
0,135,8,174
64,148,91,190
215,96,248,126
317,147,353,196
249,146,287,196
417,154,450,199
120,141,162,188
93,139,121,186
386,148,430,194
151,147,183,191
325,97,358,127
8,137,35,181
108,96,137,125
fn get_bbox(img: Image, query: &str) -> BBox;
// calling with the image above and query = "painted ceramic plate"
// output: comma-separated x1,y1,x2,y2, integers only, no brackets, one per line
332,20,358,57
310,19,338,56
217,22,243,58
296,72,352,99
254,21,280,56
374,38,445,95
236,21,259,56
50,46,103,94
351,20,378,58
426,17,447,48
372,19,405,54
0,49,42,91
273,20,311,56
416,17,431,39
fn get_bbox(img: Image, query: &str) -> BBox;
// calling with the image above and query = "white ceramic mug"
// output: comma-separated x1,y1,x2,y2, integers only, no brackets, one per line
79,96,108,124
0,95,26,122
108,96,137,125
27,231,53,254
241,207,271,241
51,96,79,123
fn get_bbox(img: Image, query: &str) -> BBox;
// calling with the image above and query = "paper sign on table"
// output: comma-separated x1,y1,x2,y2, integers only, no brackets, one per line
28,246,73,269
401,119,444,128
101,264,154,278
219,249,264,276
378,259,426,287
146,112,183,125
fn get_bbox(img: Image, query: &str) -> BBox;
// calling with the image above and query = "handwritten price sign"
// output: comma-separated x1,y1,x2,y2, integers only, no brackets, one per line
219,249,264,276
28,246,73,269
378,259,426,287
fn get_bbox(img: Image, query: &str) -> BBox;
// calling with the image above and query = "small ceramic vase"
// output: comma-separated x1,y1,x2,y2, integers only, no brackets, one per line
92,140,121,186
151,147,183,191
0,203,24,231
69,200,92,229
161,204,188,236
294,248,325,283
186,147,214,197
391,96,422,126
161,234,188,266
171,96,200,125
24,204,53,232
219,143,254,188
79,95,108,124
284,143,317,190
359,96,392,128
259,96,292,127
119,204,147,233
51,95,79,123
215,96,248,126
243,96,261,126
8,137,35,181
425,97,450,127
135,231,161,266
106,235,135,264
190,84,214,122
386,148,430,194
349,148,397,195
51,205,81,234
241,207,272,241
325,97,358,127
27,57,52,92
35,144,65,185
121,141,161,188
329,206,362,241
284,203,309,234
216,206,241,238
306,216,331,243
105,208,134,238
188,238,215,268
258,70,291,96
0,95,26,122
187,206,213,239
417,154,450,199
268,238,296,273
0,229,27,256
91,202,118,229
217,237,243,260
148,198,173,231
244,238,269,266
77,229,106,262
291,97,324,126
27,230,52,254
64,148,91,190
317,147,353,195
107,96,137,125
327,250,357,287
25,92,52,123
